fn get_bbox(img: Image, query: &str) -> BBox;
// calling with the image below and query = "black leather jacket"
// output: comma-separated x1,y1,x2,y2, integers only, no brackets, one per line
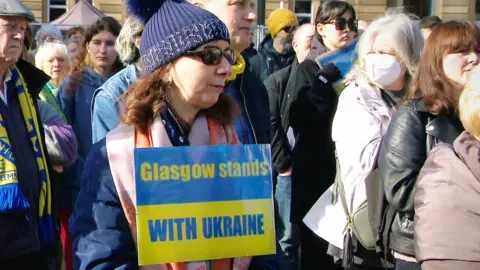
378,98,463,257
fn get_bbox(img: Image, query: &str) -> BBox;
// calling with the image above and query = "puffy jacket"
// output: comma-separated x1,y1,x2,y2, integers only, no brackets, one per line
249,35,295,82
414,132,480,269
91,64,138,144
378,98,463,257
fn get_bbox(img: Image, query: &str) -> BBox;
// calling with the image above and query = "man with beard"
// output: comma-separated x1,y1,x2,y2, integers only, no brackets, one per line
250,8,298,82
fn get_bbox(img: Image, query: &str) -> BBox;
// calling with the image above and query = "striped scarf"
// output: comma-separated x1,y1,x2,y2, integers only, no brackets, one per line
0,65,53,244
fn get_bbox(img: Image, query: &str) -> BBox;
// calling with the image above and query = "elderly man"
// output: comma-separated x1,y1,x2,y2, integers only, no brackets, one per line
0,0,56,269
265,23,315,270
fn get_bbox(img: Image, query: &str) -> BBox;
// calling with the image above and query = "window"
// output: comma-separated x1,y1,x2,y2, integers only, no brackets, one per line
294,0,313,24
49,0,67,21
476,0,480,20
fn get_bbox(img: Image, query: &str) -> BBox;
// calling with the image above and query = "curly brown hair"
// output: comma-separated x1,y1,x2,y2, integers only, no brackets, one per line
66,17,123,93
408,21,480,116
121,66,239,132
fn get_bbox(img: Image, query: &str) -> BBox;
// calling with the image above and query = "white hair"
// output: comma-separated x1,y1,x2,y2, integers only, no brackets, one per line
35,24,63,42
354,9,424,82
115,16,144,65
35,41,68,71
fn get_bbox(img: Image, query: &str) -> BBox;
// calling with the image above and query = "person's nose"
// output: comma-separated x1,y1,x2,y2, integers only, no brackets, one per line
246,3,257,22
469,50,479,66
13,30,25,41
99,43,107,54
218,56,233,78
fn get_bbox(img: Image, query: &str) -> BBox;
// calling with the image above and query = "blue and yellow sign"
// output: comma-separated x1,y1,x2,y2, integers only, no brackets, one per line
134,144,275,265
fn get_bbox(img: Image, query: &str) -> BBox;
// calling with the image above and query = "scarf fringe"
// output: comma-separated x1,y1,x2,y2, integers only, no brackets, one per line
0,183,30,211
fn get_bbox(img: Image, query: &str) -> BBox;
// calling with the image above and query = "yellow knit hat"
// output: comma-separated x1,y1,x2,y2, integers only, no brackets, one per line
267,9,299,38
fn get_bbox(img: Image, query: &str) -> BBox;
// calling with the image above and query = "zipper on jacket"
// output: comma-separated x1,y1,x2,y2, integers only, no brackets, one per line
238,74,258,143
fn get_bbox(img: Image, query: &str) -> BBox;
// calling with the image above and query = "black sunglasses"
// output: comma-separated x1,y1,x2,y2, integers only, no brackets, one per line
327,17,357,31
282,25,297,33
184,46,234,66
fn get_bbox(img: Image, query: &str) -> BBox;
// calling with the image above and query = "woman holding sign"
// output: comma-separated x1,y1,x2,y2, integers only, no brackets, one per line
280,1,357,269
69,0,273,269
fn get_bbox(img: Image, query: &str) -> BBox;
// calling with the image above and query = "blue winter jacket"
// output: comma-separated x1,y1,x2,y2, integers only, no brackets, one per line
91,64,138,144
225,67,270,145
56,68,106,210
71,139,282,270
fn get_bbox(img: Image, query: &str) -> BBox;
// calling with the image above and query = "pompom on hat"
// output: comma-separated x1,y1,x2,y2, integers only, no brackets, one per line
127,0,230,74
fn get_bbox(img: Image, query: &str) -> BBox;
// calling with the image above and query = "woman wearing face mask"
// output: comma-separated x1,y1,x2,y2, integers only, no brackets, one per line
306,12,423,270
68,0,266,268
280,1,357,269
378,21,480,270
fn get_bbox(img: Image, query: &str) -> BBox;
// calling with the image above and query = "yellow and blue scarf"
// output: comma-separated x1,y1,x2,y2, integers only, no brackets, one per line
0,65,53,244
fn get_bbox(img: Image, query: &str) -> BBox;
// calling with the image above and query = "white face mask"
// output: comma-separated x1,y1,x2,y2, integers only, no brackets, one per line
365,54,402,88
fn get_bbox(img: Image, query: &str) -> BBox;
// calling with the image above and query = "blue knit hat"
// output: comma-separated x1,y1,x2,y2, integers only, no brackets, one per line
127,0,230,74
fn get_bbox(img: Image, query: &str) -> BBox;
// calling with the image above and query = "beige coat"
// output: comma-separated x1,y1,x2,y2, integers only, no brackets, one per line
414,131,480,269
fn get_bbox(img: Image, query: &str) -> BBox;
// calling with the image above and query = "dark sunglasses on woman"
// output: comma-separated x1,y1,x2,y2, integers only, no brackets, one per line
184,46,234,66
327,17,358,31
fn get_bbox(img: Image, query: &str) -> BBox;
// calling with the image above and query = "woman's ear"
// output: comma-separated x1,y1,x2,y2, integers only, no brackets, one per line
85,42,90,55
317,23,325,37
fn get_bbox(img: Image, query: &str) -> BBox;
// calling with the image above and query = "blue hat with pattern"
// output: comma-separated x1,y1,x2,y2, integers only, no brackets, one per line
127,0,230,74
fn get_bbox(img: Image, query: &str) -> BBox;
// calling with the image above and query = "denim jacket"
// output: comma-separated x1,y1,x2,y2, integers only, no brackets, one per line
91,64,138,144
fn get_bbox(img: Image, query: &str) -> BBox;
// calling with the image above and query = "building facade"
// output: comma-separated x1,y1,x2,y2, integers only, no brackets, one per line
20,0,126,23
266,0,478,23
19,0,479,24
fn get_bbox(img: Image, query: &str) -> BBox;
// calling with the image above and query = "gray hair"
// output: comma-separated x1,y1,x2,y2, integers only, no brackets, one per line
355,9,424,83
35,41,68,71
35,24,63,43
115,16,144,65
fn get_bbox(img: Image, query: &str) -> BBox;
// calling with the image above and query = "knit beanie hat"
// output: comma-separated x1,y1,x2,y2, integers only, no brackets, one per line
267,9,299,38
127,0,230,74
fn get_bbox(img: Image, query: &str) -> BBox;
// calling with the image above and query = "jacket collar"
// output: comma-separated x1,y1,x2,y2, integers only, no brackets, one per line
454,131,480,181
15,59,50,98
124,64,138,85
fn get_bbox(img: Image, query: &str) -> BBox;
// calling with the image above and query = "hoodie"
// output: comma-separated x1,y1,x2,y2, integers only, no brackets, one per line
249,34,295,82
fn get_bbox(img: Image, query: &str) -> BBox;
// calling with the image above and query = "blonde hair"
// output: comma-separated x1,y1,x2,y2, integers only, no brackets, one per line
460,65,480,140
35,41,68,71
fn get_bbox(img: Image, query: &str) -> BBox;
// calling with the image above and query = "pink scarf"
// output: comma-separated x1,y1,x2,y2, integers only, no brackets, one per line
106,115,251,270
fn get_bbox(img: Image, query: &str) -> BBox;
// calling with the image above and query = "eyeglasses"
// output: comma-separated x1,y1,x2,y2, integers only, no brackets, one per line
282,25,297,33
184,46,234,66
327,18,357,31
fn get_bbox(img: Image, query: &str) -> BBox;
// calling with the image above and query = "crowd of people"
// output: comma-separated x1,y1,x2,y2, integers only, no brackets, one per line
1,0,480,269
